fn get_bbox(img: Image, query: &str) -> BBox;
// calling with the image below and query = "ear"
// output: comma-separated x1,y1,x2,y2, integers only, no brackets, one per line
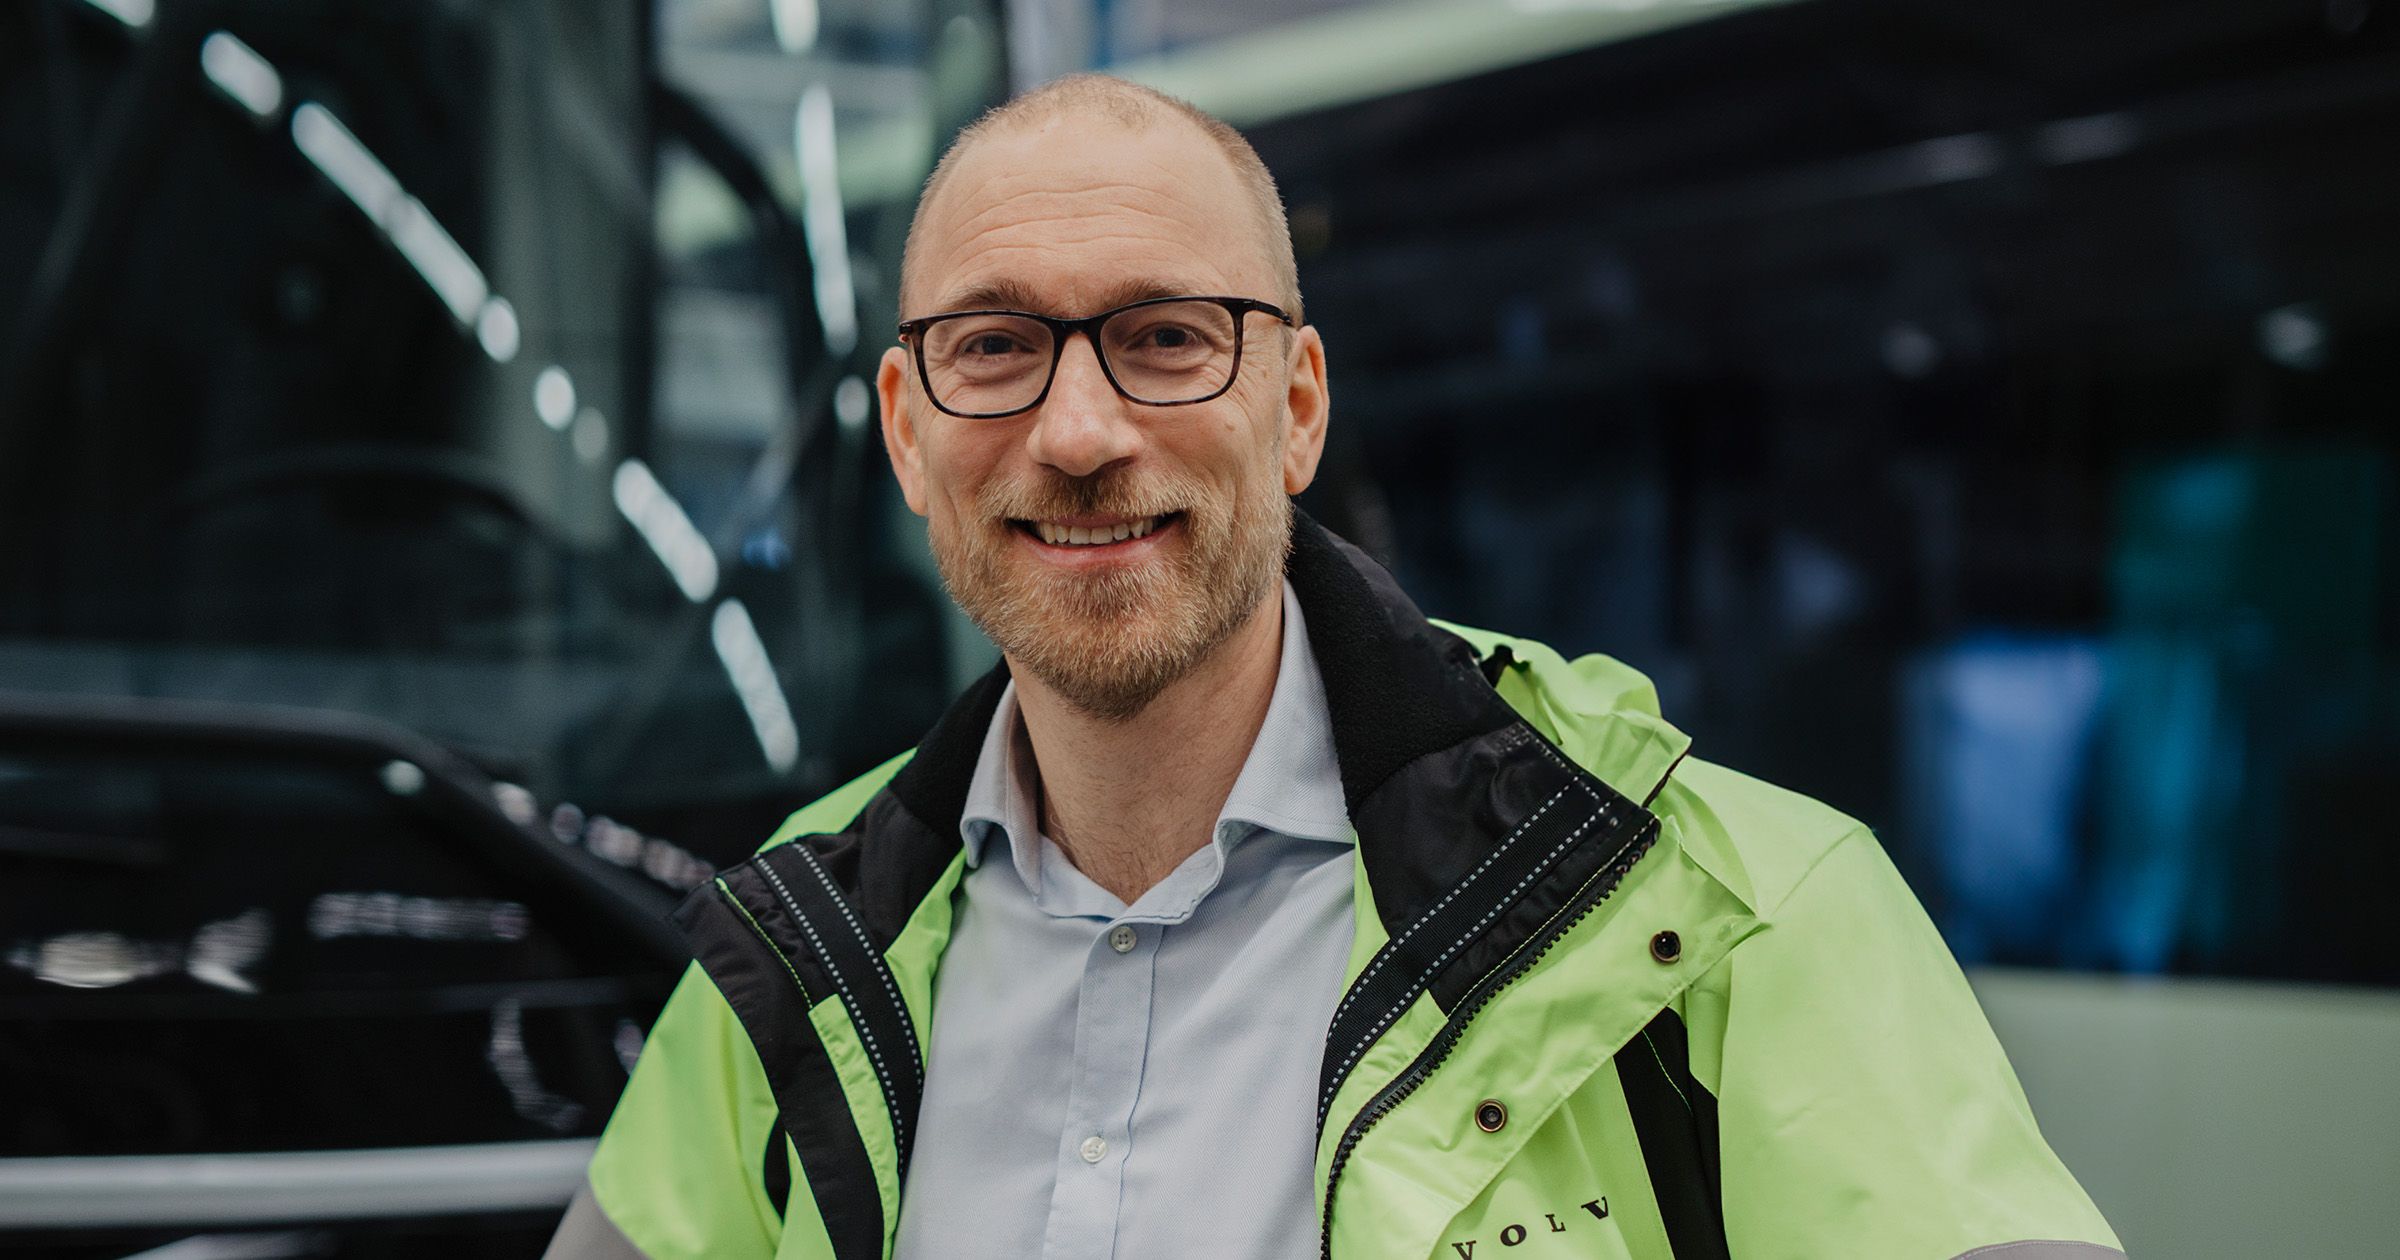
1279,325,1330,495
878,345,929,516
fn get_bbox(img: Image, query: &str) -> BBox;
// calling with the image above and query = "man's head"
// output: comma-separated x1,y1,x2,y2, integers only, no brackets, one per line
877,75,1329,721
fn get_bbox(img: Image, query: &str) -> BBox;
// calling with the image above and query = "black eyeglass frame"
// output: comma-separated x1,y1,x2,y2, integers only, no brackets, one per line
895,295,1296,419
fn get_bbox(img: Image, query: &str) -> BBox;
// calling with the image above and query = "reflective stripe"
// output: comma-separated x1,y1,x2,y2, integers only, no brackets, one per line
0,1138,594,1227
542,1182,654,1260
1950,1243,2128,1259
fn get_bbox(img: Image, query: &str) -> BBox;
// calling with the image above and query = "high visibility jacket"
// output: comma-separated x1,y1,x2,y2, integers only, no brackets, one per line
559,515,2123,1260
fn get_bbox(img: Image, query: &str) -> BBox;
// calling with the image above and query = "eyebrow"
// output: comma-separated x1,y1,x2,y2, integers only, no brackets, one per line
930,276,1212,318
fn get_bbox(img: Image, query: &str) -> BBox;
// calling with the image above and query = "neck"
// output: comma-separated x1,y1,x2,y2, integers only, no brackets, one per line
1010,583,1286,905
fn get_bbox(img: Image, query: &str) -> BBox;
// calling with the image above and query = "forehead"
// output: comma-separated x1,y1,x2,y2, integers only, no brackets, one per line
910,116,1271,316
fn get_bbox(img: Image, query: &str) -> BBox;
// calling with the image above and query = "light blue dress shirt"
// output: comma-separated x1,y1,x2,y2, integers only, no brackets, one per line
892,582,1356,1260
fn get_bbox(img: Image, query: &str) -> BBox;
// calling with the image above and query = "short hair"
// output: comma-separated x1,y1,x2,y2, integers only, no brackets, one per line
899,74,1303,325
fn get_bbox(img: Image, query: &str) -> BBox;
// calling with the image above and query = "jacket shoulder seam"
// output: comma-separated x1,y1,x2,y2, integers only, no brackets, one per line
1753,822,1875,922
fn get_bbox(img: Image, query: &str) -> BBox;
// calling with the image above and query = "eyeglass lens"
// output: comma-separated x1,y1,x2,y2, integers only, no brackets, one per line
920,300,1243,414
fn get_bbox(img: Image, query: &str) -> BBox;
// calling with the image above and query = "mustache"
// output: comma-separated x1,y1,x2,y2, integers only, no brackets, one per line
979,469,1194,522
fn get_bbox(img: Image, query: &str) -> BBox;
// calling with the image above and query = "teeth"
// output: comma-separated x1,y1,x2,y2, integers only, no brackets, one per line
1033,516,1163,546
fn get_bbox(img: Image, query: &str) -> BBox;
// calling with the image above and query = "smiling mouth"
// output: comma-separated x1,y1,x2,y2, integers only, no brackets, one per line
1012,512,1180,547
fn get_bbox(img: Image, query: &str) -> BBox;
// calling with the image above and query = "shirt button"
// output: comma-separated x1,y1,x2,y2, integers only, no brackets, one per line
1108,924,1137,953
1079,1134,1108,1163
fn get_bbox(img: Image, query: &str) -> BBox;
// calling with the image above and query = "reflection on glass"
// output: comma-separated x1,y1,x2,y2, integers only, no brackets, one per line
711,598,801,773
199,32,282,120
9,909,271,994
307,893,531,944
486,997,585,1133
612,458,720,602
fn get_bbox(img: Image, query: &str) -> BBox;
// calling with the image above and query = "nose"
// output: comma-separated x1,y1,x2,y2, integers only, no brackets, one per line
1024,332,1141,478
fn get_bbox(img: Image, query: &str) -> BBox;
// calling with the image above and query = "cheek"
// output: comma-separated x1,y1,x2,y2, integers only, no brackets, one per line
919,430,1011,518
1157,407,1257,481
1159,410,1285,514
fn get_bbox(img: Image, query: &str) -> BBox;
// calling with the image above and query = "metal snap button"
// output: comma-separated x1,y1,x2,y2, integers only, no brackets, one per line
1474,1099,1507,1133
1108,924,1137,954
1650,930,1681,964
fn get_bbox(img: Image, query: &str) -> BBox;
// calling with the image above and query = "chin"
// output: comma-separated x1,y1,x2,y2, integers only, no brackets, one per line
931,484,1288,718
998,590,1208,720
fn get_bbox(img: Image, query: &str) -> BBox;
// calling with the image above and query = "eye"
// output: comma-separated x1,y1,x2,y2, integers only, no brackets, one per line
1111,316,1220,361
960,331,1031,359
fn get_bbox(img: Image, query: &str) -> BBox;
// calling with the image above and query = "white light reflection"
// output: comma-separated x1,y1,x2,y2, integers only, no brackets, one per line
10,931,175,989
572,407,610,463
2033,112,2140,166
519,792,712,889
293,102,495,329
491,781,540,827
611,458,718,601
583,815,646,866
1880,322,1941,380
711,599,801,773
2258,303,2329,372
770,0,820,53
185,910,271,994
308,892,529,943
574,813,714,890
80,0,153,27
477,296,521,362
200,32,282,120
487,997,585,1132
834,374,871,434
292,103,403,228
614,1018,646,1073
119,1231,329,1259
7,910,269,994
1901,133,2003,185
378,759,425,796
386,196,490,325
794,85,858,356
534,365,576,430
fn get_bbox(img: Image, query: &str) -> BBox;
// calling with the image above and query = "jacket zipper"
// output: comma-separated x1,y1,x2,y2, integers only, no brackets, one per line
1317,819,1658,1259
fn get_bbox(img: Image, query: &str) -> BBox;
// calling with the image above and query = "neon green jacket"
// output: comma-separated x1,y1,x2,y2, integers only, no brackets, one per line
555,516,2122,1260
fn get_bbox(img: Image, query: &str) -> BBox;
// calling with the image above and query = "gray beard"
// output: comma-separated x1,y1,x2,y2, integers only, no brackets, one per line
931,474,1291,722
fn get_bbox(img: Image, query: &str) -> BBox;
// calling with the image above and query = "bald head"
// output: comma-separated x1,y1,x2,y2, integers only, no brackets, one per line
899,74,1302,324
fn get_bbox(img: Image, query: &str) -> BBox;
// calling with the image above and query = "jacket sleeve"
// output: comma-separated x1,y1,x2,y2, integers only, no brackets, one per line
1696,827,2123,1260
561,964,790,1259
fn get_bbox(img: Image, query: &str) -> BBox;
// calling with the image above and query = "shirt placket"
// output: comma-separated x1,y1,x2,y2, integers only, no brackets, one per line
1038,916,1161,1260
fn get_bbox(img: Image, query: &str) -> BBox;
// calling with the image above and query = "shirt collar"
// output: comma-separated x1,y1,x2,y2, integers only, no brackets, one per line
957,579,1354,878
1215,579,1351,846
958,683,1039,872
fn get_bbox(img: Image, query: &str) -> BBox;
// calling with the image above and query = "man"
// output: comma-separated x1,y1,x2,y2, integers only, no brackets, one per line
550,76,2122,1259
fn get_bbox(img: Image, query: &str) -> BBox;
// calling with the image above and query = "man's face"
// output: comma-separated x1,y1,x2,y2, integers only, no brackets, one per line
878,115,1329,720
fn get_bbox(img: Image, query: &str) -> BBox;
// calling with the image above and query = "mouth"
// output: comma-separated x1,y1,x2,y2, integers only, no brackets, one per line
1010,512,1182,551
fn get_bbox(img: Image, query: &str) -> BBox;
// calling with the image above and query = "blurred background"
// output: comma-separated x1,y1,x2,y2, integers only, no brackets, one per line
0,0,2392,1255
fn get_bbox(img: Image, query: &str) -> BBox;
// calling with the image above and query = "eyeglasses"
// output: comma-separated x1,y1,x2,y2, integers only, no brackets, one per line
896,295,1295,419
